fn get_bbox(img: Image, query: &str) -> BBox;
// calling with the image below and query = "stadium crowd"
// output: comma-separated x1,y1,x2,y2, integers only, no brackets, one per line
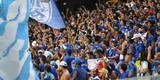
29,0,160,80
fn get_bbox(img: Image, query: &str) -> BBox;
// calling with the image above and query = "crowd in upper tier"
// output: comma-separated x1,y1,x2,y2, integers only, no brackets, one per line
29,0,160,80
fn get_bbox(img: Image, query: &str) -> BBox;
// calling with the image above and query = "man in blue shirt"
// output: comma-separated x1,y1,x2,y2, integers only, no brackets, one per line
63,50,75,75
50,66,58,80
79,51,89,71
125,52,137,77
119,20,128,34
107,39,119,61
93,36,103,51
146,29,155,47
132,33,146,62
41,64,55,80
148,47,160,74
71,58,89,80
119,63,128,79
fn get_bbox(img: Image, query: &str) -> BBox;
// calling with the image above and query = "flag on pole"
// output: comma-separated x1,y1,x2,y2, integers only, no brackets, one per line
0,0,37,80
30,0,65,29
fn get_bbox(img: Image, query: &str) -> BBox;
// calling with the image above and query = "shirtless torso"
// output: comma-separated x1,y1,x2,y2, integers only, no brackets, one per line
61,69,71,80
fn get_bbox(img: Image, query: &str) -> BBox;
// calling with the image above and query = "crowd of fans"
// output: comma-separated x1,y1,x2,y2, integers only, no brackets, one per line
29,0,160,80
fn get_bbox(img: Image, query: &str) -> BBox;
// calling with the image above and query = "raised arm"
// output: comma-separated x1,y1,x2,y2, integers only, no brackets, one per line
147,46,155,64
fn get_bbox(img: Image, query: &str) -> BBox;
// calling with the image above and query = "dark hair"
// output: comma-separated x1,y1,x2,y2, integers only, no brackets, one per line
137,24,142,28
57,53,62,58
102,40,109,47
66,50,72,56
45,64,51,72
127,36,134,44
33,63,40,70
40,56,47,63
35,58,40,64
87,51,94,55
95,36,101,43
64,37,68,42
120,63,127,72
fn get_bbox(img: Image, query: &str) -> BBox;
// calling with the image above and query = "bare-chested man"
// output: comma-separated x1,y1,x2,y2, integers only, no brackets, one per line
59,61,71,80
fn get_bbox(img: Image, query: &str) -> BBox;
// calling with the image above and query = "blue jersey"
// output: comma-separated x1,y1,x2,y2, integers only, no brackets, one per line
73,67,88,80
44,72,54,80
119,72,128,79
63,55,75,74
151,60,160,73
50,67,58,80
126,61,137,77
108,47,119,57
80,58,89,71
134,42,145,62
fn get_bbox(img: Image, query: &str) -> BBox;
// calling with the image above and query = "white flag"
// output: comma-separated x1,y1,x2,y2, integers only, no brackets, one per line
0,0,37,80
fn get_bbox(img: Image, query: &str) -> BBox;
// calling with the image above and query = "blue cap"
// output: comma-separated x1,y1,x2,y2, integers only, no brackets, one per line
72,58,81,65
118,34,125,39
149,16,156,22
50,61,57,66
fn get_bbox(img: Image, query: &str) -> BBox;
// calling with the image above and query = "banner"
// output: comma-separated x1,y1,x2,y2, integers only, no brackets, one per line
88,59,99,71
30,0,65,29
0,0,36,80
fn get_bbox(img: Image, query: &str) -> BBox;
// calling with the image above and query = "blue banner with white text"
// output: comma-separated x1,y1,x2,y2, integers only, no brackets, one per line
30,0,65,29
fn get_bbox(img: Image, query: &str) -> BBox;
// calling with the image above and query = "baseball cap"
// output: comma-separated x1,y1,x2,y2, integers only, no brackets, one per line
149,16,156,22
141,61,148,69
60,61,68,67
38,50,44,53
32,41,38,47
131,33,142,39
50,61,57,66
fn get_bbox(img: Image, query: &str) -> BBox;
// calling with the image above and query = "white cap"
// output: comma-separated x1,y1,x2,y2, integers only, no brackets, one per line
141,61,148,69
60,61,68,67
43,51,53,57
141,32,147,41
130,2,135,7
38,50,44,53
131,33,142,39
32,41,38,47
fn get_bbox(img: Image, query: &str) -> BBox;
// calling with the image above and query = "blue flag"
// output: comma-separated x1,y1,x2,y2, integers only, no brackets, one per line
30,0,65,29
0,0,37,80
